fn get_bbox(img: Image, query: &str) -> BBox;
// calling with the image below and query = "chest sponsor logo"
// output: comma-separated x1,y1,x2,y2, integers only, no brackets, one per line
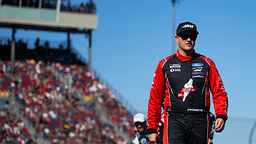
177,79,198,102
170,69,181,72
170,63,181,68
192,63,204,78
192,75,204,78
192,67,203,72
192,72,204,75
170,63,181,72
192,71,205,78
192,63,203,67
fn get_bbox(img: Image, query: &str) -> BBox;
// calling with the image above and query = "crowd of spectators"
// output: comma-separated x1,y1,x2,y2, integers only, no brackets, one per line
0,36,86,66
1,0,97,14
0,59,135,143
60,1,96,14
54,62,134,134
0,100,35,143
1,0,19,6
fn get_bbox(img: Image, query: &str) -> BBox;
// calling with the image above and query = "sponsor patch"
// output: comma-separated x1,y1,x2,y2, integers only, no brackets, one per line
192,63,203,67
170,69,181,72
192,75,204,78
192,67,203,72
169,63,181,73
187,109,203,112
170,63,181,68
192,72,204,75
192,63,204,78
192,72,204,78
177,79,197,102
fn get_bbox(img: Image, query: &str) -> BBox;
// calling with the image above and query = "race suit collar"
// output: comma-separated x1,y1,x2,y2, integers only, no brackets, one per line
176,49,196,62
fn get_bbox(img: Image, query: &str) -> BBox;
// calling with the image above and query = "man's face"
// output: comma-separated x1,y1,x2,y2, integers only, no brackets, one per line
135,122,146,133
175,31,197,52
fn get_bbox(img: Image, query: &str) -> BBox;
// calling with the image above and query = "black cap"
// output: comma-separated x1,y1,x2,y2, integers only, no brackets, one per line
176,22,199,35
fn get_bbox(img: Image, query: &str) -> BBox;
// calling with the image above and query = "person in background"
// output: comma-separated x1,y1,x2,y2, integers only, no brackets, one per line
132,113,149,144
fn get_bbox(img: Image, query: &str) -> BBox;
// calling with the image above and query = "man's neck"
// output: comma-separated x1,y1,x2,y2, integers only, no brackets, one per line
178,49,194,56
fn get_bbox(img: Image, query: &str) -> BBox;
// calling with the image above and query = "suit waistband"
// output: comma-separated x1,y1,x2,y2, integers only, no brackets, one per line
166,107,209,113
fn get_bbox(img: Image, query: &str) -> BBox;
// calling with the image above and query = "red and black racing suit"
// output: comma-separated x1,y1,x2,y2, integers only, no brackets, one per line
147,50,228,144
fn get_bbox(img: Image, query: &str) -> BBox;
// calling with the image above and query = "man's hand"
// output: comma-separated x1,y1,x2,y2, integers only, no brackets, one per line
149,133,158,143
215,118,225,132
207,138,213,144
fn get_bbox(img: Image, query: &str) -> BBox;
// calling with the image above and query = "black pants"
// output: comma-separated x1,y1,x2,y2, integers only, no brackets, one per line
166,112,209,144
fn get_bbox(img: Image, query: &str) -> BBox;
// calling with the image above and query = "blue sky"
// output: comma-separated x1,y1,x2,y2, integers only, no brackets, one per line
1,0,256,143
89,0,256,119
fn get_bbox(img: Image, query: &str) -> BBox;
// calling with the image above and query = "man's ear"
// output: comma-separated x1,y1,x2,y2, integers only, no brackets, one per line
175,35,179,42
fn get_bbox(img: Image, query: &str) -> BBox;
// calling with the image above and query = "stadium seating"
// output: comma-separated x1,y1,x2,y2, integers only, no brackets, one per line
0,59,135,143
0,99,34,143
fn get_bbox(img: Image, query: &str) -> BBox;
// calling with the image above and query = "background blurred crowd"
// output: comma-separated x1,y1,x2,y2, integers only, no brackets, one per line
0,59,134,144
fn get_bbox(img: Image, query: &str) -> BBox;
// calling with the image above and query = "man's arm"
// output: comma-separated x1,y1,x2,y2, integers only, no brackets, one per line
147,59,167,138
207,58,228,131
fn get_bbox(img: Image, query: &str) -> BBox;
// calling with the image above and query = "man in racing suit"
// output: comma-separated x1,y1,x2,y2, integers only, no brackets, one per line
147,22,228,144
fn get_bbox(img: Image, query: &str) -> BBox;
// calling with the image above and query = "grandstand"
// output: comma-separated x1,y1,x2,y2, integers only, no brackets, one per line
0,0,138,143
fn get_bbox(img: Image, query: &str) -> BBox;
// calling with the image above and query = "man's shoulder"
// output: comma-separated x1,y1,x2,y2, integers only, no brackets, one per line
163,54,176,61
157,54,176,66
196,53,215,66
